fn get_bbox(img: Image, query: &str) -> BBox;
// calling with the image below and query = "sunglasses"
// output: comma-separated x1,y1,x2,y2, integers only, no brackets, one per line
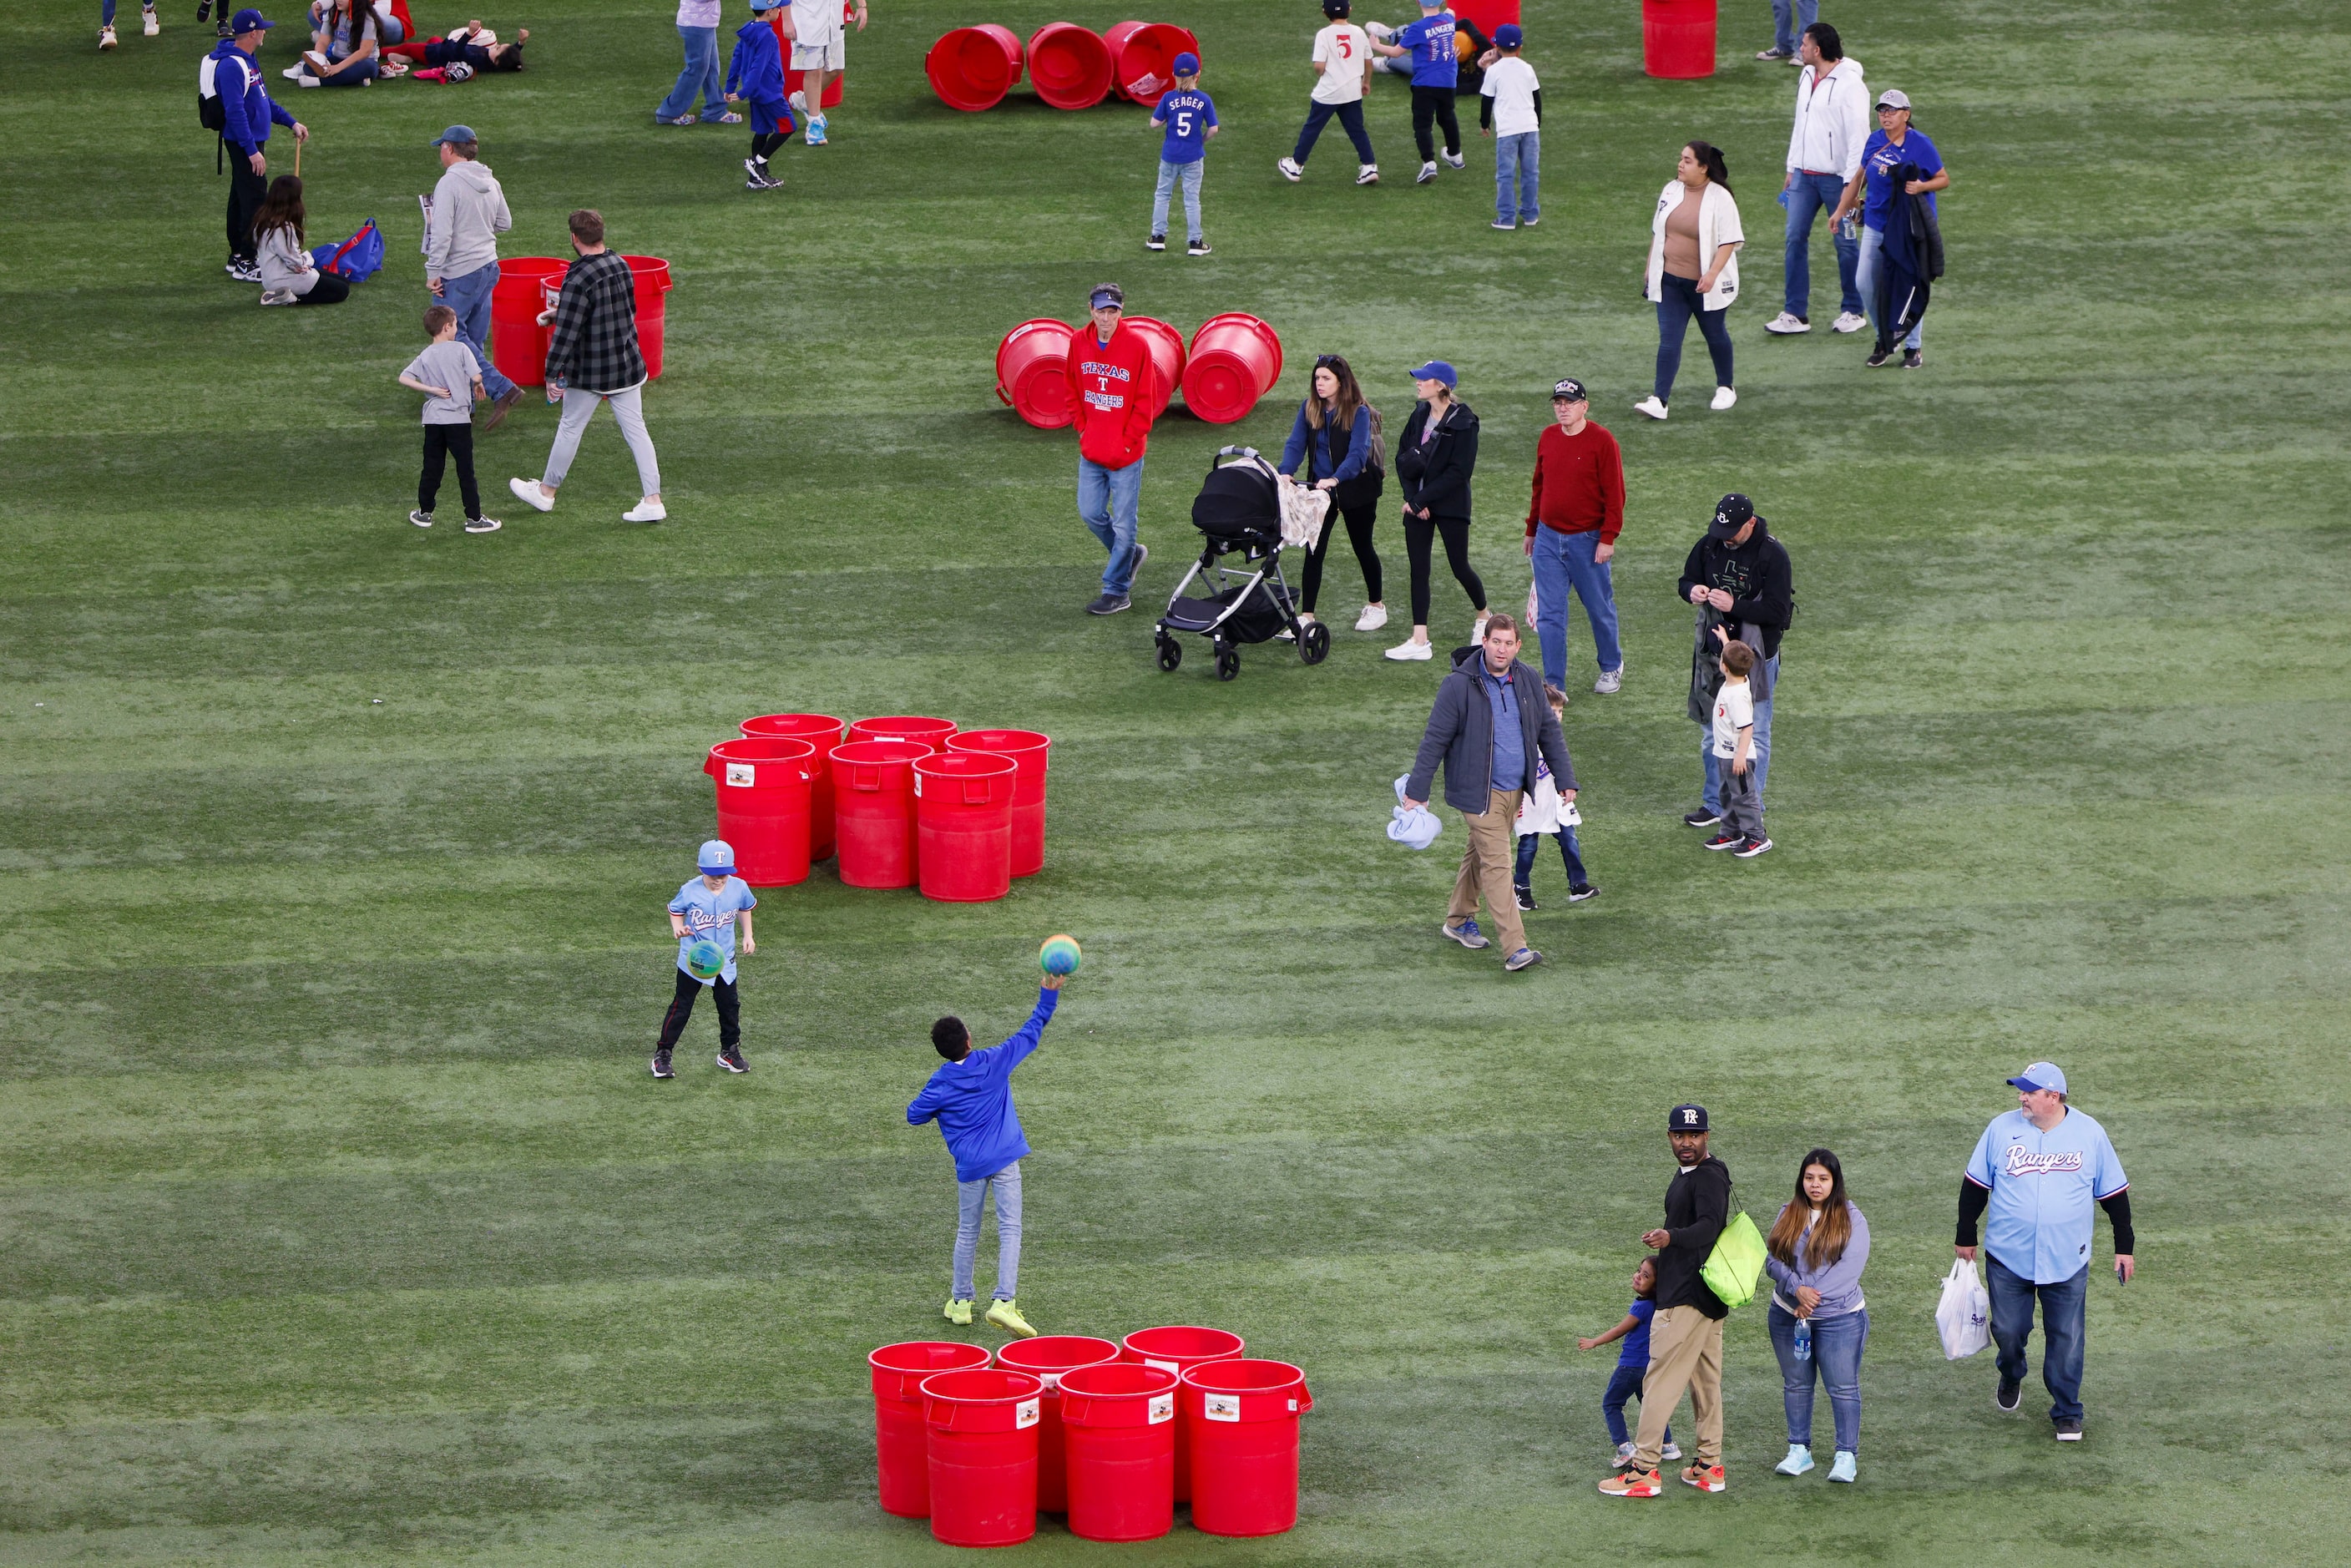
1875,104,1907,113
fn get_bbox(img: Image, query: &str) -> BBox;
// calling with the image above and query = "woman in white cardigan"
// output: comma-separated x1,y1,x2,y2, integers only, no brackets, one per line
1636,141,1744,421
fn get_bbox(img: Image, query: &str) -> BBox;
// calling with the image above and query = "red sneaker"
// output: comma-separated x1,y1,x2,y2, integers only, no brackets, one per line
1681,1463,1727,1492
1600,1466,1662,1498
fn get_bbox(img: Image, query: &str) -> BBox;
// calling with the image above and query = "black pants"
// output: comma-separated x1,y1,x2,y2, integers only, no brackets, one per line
1301,498,1383,612
419,423,481,518
657,968,741,1050
1403,512,1484,627
1410,85,1459,163
294,273,351,306
1294,99,1376,165
225,153,268,260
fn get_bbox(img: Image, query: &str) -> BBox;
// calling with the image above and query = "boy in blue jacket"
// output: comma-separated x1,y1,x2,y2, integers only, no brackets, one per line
907,972,1068,1337
724,2,794,191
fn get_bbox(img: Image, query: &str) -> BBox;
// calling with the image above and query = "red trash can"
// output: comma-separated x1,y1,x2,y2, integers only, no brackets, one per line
741,714,845,860
945,730,1051,878
1451,0,1521,33
830,739,930,888
927,22,1024,111
868,1341,992,1518
1057,1362,1180,1542
995,318,1077,429
702,736,817,887
1102,19,1199,103
848,714,957,751
993,1335,1118,1513
490,256,567,387
1119,1325,1244,1501
1180,1359,1314,1538
619,255,674,379
921,1367,1044,1548
1120,316,1188,420
1642,0,1716,78
1025,22,1112,109
913,752,1017,903
1182,313,1285,424
774,0,850,105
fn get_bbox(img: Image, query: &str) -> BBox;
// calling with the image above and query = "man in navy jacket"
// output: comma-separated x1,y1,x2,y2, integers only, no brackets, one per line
209,10,307,281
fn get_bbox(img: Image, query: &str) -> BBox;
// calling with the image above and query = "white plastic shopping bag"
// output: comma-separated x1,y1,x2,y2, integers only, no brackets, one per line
1936,1256,1992,1360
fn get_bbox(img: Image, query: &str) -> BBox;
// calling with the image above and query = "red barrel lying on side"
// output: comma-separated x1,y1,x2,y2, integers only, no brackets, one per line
913,751,1018,903
993,1335,1118,1513
1181,1358,1314,1538
928,22,1024,111
922,1367,1045,1548
1119,1325,1244,1501
1103,19,1199,103
831,739,930,888
702,736,817,887
740,713,844,860
868,1341,991,1518
1182,313,1284,424
1025,22,1113,109
996,318,1078,429
946,729,1051,877
1059,1362,1181,1542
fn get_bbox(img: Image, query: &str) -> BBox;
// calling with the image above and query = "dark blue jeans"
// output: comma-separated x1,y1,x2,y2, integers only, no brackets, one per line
1989,1254,2087,1422
1514,827,1586,891
1782,169,1861,317
1293,98,1375,165
1601,1363,1672,1448
1767,1302,1868,1453
1653,271,1733,404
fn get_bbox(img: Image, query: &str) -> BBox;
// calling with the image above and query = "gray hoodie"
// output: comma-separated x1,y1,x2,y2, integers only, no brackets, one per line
426,158,511,281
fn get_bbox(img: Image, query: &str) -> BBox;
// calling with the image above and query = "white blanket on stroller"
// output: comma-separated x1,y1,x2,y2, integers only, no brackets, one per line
1276,480,1332,552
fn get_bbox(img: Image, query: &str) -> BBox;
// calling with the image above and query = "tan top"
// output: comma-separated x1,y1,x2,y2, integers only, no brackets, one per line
1662,185,1704,278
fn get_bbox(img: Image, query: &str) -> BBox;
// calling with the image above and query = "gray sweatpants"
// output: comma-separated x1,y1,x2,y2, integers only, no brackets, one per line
542,383,662,497
1719,750,1763,841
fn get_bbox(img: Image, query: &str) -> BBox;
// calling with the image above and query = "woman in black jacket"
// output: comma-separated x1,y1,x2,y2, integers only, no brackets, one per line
1385,360,1487,662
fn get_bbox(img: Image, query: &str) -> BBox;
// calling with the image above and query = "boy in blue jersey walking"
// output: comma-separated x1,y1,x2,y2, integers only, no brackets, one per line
1373,0,1466,185
725,1,795,190
1146,52,1218,256
907,971,1070,1337
654,839,757,1077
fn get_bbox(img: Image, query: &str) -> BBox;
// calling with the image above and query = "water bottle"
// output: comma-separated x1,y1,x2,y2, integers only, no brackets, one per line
1793,1318,1812,1360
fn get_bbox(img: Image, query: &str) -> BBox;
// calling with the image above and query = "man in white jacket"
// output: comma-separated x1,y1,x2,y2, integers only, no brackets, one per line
425,126,526,428
1765,23,1867,337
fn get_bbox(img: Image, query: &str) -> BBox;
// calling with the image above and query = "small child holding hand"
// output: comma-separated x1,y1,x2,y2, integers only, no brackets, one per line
1580,1257,1680,1469
1513,683,1595,909
399,304,499,533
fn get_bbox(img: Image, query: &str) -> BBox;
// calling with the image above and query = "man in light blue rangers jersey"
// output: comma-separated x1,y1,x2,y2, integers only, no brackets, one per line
1954,1061,2135,1442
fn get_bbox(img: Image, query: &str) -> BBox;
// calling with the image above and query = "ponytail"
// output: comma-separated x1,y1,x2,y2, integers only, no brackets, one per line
1685,139,1733,193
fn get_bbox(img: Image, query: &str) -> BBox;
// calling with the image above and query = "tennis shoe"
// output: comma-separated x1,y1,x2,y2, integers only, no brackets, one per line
1828,1449,1858,1482
1662,1441,1683,1460
1354,604,1388,630
1146,233,1166,251
1711,386,1738,411
2055,1417,2083,1441
1683,807,1721,827
144,8,160,33
1599,1467,1661,1498
1187,238,1212,256
1594,665,1623,694
1384,638,1433,660
650,1049,674,1079
1514,884,1536,911
1612,1441,1636,1469
509,477,554,512
1503,946,1543,972
409,510,433,528
1704,832,1744,850
1442,150,1465,169
1357,163,1379,185
1764,311,1810,334
717,1046,747,1073
1775,1444,1813,1475
1734,835,1773,857
623,500,667,523
1633,396,1668,420
1416,161,1438,184
1681,1464,1727,1492
463,516,502,534
1996,1376,2022,1412
1568,883,1599,903
1442,918,1489,950
100,23,119,46
985,1298,1037,1337
1277,156,1303,182
943,1297,973,1326
1832,311,1868,334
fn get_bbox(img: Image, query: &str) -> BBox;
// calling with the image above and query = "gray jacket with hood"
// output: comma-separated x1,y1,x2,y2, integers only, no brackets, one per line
427,158,512,281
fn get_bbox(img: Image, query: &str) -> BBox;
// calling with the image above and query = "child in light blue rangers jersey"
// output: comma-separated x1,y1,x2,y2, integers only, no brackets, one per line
1146,53,1219,256
655,839,758,1078
1954,1061,2134,1441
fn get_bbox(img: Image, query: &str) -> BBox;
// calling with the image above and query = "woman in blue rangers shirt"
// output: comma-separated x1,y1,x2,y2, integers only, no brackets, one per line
1833,87,1947,369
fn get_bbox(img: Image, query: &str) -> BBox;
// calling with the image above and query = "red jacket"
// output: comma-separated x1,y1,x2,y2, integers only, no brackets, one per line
1064,321,1157,469
1524,420,1625,544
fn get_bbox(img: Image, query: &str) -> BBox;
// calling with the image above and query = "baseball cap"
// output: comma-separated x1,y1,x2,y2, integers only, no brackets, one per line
1875,88,1912,111
1494,22,1524,47
429,124,479,147
1408,360,1458,387
1551,377,1588,402
1707,493,1755,539
697,839,736,876
1088,282,1125,310
2006,1061,2068,1095
1172,50,1200,75
1419,0,1443,9
1322,0,1351,16
230,8,274,29
1669,1103,1710,1132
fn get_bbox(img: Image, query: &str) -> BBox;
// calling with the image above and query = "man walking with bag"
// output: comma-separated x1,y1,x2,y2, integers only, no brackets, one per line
1603,1104,1732,1497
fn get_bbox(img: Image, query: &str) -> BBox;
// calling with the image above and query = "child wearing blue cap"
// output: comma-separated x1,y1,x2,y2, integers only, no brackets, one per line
1146,53,1217,256
655,840,758,1077
1478,24,1541,230
726,2,795,191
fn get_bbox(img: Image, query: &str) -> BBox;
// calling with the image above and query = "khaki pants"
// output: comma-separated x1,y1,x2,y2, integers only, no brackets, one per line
1447,787,1525,954
1634,1305,1724,1469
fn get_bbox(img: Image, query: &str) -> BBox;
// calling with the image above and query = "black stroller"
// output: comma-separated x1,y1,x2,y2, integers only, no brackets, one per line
1153,448,1332,680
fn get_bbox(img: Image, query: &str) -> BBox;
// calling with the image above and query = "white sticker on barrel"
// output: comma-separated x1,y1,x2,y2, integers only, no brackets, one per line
1205,1393,1241,1424
1148,1393,1174,1424
913,773,923,797
1015,1399,1039,1429
1287,1398,1298,1412
1145,1358,1179,1375
725,762,756,787
1040,1372,1061,1393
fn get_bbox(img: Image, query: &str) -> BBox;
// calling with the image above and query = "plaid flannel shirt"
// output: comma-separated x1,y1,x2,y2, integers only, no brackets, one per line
544,250,646,394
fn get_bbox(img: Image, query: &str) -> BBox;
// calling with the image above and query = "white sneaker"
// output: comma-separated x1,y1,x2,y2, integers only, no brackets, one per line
1831,311,1868,334
99,23,118,46
1356,163,1379,185
1594,665,1623,695
622,500,667,523
1354,604,1388,632
143,8,159,34
296,73,321,87
1416,161,1438,185
1763,311,1811,335
258,288,298,306
1384,638,1433,661
1710,386,1738,411
1633,396,1668,421
1471,615,1489,644
788,89,808,114
1277,156,1303,182
508,477,554,513
1442,150,1466,169
282,63,306,78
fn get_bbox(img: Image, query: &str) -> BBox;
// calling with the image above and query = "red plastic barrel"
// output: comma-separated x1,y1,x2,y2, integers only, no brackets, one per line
1181,1359,1314,1538
913,752,1018,903
993,1335,1118,1513
741,714,844,859
921,1367,1044,1548
1119,1325,1244,1500
945,729,1051,878
619,255,674,380
490,256,567,387
1641,0,1716,78
1103,20,1199,103
1121,316,1187,420
868,1341,992,1518
773,3,849,106
927,23,1024,111
1182,313,1285,424
830,739,929,888
702,736,817,887
1451,0,1522,33
1025,22,1112,109
1058,1362,1179,1542
995,318,1077,429
849,714,957,750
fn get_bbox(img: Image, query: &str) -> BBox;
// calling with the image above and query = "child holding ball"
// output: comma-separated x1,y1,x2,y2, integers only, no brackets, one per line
654,839,756,1078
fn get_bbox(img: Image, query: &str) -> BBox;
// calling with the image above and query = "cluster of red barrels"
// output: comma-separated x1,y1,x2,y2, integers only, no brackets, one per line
702,716,1051,903
928,19,1198,112
872,1328,1312,1545
488,256,674,387
997,311,1282,427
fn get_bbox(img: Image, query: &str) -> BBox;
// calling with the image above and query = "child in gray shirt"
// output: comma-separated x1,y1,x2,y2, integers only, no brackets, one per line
399,304,498,532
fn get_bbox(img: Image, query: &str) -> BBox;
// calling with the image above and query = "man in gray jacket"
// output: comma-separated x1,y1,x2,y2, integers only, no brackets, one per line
1403,613,1575,972
426,125,525,429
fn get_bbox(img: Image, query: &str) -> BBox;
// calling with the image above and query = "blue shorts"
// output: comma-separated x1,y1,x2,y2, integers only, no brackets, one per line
750,99,792,137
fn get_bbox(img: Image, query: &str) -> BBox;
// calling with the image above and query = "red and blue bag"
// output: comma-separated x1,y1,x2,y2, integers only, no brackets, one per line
311,219,385,282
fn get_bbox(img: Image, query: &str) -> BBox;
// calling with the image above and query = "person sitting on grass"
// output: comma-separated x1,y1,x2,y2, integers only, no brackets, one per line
292,0,381,85
250,175,351,306
1578,1257,1679,1471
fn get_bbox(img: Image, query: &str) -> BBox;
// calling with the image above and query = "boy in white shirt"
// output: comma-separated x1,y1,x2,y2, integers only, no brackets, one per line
786,0,867,146
1707,639,1772,857
1278,0,1379,186
1514,684,1597,908
1479,23,1541,229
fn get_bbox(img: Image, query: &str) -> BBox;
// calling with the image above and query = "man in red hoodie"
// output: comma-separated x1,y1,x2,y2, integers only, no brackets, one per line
1065,282,1159,615
1524,377,1627,693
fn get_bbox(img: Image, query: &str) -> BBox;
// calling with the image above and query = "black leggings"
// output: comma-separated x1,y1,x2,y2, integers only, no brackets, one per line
752,129,790,161
294,272,351,305
657,968,741,1050
1301,498,1383,612
419,422,480,519
1403,512,1484,627
1410,84,1459,162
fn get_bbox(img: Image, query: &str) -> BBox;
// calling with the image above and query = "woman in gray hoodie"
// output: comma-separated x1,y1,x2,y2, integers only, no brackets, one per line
1763,1147,1870,1484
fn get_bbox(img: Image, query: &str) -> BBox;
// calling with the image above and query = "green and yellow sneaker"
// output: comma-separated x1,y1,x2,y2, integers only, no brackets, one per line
943,1297,973,1327
984,1298,1037,1338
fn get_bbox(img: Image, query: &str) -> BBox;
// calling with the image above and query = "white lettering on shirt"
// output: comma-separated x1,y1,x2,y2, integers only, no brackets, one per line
2003,1146,2085,1177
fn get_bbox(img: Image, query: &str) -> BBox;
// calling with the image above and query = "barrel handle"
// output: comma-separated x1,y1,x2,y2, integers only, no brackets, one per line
963,781,990,804
852,766,881,790
1296,1383,1314,1414
996,380,1013,407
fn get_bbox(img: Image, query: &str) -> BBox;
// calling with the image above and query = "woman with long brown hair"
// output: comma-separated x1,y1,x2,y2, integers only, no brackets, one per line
1636,139,1744,421
1762,1147,1870,1484
1277,353,1388,634
250,176,350,306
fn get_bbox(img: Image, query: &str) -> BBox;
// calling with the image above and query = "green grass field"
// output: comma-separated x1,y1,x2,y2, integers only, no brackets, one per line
5,0,2349,1560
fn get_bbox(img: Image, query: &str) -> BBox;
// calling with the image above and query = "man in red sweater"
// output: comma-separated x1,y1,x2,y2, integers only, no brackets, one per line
1523,377,1627,692
1065,282,1159,615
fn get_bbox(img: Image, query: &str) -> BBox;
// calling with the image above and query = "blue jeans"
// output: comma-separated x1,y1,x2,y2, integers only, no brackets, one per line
1699,655,1777,816
1601,1363,1671,1449
1514,826,1586,891
655,25,730,123
1152,158,1205,244
1782,169,1861,317
1530,527,1620,685
1771,0,1819,54
1293,98,1375,165
436,262,518,403
952,1161,1022,1302
1856,224,1923,350
1989,1254,2088,1423
1767,1302,1868,1453
1494,130,1540,225
1654,272,1734,404
1078,456,1145,595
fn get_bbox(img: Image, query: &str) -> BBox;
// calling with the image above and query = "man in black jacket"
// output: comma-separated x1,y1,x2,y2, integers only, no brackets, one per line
1403,614,1572,972
1602,1103,1732,1497
1677,493,1792,839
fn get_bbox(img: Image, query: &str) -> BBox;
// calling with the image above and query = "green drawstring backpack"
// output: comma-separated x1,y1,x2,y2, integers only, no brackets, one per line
1700,1186,1769,1309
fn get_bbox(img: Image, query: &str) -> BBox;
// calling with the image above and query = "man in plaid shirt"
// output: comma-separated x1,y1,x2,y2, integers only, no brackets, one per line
509,209,667,523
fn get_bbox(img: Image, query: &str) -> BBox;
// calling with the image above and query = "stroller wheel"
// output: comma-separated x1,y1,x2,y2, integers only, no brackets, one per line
1155,635,1183,672
1215,648,1241,681
1299,620,1331,665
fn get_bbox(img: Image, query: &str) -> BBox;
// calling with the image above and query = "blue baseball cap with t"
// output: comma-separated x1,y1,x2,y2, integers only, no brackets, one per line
2007,1061,2068,1095
697,840,736,876
1408,360,1458,387
230,8,274,29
